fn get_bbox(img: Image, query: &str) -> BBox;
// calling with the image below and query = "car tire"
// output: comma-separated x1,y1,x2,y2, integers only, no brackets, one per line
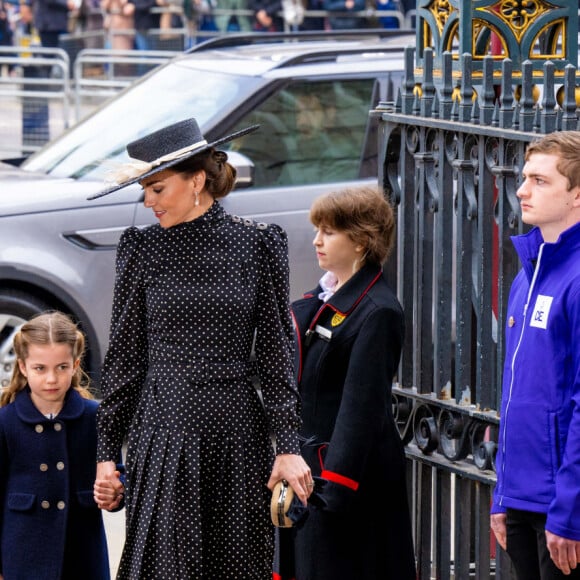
0,289,52,391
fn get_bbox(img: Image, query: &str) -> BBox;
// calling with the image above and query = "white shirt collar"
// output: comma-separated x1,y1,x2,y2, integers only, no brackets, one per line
318,271,338,302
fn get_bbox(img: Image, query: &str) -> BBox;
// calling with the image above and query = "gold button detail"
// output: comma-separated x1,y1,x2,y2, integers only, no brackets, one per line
39,463,48,472
41,500,50,509
57,501,65,510
56,462,65,470
35,425,44,433
508,316,515,327
54,423,62,432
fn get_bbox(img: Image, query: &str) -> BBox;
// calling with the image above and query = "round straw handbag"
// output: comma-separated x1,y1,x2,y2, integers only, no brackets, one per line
270,479,295,528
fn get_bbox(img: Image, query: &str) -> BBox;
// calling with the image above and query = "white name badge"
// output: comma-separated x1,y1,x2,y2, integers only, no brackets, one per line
315,324,332,341
529,294,553,330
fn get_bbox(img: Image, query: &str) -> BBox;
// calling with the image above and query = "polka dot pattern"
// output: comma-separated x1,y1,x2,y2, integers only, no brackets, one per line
96,202,301,579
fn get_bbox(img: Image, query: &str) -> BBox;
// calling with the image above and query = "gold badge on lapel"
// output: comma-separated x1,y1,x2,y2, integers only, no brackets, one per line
331,313,345,327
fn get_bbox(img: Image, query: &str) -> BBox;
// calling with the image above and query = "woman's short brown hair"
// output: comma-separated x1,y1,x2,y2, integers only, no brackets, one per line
309,186,396,265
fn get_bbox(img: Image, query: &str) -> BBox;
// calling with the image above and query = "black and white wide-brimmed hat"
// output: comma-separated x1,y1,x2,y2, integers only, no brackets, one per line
87,118,259,200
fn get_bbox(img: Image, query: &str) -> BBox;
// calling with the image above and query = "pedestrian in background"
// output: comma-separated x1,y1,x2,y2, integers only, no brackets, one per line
0,0,13,58
297,0,324,31
31,0,75,48
213,0,252,33
250,0,283,31
78,0,105,50
375,0,401,28
279,186,417,579
89,117,312,579
0,311,124,580
323,0,364,30
101,0,134,75
132,0,156,50
18,0,69,148
490,130,580,579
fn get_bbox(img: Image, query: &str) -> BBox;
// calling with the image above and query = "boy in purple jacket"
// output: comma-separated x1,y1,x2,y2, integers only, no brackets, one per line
491,131,580,579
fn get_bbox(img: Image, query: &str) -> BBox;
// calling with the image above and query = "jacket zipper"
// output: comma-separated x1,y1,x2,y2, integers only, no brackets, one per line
499,243,544,505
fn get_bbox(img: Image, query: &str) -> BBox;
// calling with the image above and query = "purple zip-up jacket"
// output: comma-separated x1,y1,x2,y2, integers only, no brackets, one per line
491,220,580,540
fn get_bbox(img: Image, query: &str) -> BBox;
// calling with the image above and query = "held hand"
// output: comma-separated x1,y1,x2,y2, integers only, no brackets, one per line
490,513,507,551
94,462,124,510
267,453,313,505
546,530,580,575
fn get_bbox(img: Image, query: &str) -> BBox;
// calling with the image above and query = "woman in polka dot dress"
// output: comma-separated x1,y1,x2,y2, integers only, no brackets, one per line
89,118,313,579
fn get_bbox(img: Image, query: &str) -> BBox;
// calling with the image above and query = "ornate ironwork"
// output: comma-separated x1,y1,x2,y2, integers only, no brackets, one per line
376,31,580,577
415,0,578,81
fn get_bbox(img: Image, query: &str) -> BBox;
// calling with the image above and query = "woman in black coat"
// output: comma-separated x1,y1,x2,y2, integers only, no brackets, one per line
288,186,416,580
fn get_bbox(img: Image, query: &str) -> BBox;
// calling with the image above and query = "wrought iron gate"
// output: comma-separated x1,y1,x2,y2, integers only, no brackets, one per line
375,1,580,578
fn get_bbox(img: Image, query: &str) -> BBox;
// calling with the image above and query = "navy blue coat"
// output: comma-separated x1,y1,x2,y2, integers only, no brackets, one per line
0,388,118,580
287,263,416,580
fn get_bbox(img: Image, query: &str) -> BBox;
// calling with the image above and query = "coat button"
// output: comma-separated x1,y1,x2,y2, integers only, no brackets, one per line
39,463,48,472
56,462,65,470
54,423,62,432
35,425,44,433
41,500,50,509
57,501,66,510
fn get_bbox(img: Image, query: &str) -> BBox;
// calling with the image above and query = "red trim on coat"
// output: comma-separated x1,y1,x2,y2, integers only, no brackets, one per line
272,574,295,580
317,443,328,469
318,445,360,490
321,469,359,491
290,309,303,383
305,270,383,334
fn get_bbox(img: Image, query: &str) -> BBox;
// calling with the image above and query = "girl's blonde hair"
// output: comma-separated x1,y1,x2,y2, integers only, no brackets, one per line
0,311,93,406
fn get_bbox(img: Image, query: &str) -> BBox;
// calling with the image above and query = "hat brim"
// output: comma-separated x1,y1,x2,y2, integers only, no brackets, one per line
87,124,260,201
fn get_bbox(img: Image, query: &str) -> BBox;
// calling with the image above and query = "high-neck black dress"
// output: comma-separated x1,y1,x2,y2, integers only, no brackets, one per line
96,201,301,579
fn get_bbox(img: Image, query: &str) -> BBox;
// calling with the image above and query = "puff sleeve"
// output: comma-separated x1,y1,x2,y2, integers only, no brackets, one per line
254,223,302,456
96,226,149,462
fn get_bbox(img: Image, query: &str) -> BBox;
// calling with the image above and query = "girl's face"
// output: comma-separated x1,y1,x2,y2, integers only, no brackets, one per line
18,343,78,413
312,223,362,282
141,169,204,229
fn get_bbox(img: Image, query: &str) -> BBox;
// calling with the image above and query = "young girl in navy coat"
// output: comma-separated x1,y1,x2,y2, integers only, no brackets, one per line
284,186,416,580
0,311,124,580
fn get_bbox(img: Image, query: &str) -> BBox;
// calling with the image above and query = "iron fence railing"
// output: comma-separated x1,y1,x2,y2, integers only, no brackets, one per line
377,42,580,578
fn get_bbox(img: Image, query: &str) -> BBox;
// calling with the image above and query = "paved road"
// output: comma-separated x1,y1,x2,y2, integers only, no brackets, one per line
103,506,125,577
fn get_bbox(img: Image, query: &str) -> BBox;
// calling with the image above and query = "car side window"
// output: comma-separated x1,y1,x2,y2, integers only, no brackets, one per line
227,79,379,188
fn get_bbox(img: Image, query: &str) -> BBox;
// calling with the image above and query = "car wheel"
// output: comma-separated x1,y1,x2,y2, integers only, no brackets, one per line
0,290,52,391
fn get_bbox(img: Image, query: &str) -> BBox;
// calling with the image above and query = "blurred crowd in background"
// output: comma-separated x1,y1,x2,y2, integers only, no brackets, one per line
0,0,416,61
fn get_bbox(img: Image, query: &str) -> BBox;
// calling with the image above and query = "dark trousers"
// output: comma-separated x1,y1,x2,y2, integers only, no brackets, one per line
506,508,580,580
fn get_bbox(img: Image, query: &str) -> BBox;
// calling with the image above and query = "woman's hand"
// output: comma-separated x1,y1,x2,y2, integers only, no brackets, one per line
267,453,313,505
94,461,124,510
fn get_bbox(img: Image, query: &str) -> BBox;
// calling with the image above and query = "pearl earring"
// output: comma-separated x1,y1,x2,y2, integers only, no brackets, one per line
194,190,200,207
